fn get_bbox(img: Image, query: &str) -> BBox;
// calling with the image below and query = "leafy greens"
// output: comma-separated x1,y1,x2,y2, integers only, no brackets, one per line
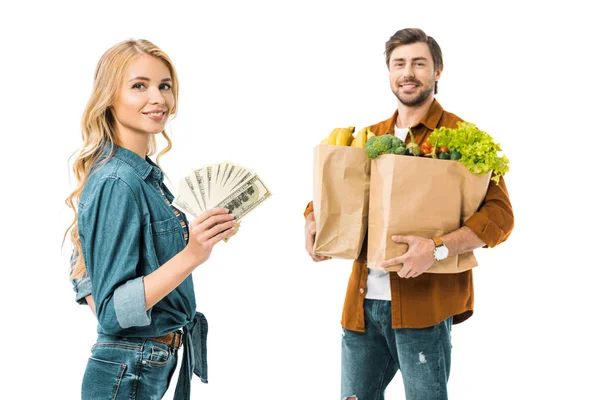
426,122,509,184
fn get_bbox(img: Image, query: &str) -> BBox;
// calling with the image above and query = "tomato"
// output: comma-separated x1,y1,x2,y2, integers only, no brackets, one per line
420,142,432,154
439,146,449,154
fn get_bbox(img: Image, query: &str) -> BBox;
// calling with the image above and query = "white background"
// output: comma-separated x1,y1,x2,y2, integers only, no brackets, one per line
1,1,598,399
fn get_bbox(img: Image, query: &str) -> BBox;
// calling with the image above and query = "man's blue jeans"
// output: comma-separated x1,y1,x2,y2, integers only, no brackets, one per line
341,299,452,400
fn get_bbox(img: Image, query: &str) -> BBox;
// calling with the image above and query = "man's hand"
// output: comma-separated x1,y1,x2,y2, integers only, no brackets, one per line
380,235,435,278
304,212,331,262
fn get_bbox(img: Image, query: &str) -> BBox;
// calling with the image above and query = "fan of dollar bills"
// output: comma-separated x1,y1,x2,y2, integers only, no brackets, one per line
173,162,271,237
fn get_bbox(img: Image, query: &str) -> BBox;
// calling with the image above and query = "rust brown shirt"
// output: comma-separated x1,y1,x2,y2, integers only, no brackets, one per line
305,99,514,331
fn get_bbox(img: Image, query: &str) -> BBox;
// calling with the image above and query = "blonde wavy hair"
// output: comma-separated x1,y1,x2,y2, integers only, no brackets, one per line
64,39,179,280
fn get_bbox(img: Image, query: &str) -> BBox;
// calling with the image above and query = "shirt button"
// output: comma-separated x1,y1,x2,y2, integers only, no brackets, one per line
359,288,365,294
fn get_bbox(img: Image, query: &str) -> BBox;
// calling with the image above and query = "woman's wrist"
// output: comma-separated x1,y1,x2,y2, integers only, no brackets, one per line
178,246,203,271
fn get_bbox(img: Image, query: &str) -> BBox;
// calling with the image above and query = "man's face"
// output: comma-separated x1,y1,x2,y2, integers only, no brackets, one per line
388,42,441,107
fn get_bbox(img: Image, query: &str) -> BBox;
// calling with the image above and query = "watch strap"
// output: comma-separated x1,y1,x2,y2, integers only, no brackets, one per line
432,236,444,247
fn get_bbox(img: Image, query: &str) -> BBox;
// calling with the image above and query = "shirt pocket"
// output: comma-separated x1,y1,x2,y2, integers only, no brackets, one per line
150,216,186,267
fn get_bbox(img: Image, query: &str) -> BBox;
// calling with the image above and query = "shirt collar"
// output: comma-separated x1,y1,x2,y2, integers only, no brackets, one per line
100,142,163,182
421,98,444,131
384,98,445,133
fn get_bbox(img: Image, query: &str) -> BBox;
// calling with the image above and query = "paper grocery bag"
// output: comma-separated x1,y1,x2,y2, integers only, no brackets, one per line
313,145,370,259
367,155,491,273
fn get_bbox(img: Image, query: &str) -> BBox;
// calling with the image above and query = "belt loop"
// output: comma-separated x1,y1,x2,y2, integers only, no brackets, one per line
172,330,183,349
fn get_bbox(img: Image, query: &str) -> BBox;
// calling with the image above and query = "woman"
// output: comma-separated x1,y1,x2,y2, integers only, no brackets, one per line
64,39,237,399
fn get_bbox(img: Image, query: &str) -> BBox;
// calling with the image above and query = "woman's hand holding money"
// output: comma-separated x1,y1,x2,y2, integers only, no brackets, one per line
185,208,237,266
144,208,236,310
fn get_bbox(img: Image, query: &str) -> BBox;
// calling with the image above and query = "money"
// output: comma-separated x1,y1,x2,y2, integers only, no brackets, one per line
173,161,272,239
215,175,271,221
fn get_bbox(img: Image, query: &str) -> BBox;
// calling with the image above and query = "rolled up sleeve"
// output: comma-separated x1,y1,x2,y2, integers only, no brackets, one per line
73,274,92,305
114,276,150,328
78,176,151,334
70,250,92,305
463,176,514,248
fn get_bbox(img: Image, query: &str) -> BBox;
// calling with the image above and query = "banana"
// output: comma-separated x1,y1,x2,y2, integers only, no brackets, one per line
351,127,366,148
326,128,340,145
335,126,355,146
366,128,375,147
321,126,356,146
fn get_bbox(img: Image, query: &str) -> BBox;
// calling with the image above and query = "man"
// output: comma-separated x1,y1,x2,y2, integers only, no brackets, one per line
304,28,514,400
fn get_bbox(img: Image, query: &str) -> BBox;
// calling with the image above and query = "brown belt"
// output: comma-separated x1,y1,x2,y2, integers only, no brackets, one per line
148,330,184,348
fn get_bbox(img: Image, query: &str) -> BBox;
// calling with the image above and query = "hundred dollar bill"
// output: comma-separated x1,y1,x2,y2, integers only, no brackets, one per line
229,170,255,194
173,175,201,216
206,165,212,204
193,169,208,211
173,195,199,218
185,176,202,212
215,175,271,221
223,162,235,189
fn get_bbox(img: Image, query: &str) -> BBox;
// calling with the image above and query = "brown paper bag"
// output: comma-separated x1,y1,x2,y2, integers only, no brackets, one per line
313,144,370,259
367,154,491,273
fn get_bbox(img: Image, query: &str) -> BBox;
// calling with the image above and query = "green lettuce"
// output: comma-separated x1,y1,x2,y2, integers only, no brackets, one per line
426,122,509,184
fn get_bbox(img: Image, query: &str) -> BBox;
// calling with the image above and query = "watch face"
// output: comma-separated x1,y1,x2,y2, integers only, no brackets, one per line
434,245,449,261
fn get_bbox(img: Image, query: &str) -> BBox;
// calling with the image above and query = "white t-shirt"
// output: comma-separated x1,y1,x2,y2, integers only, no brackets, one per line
365,126,408,301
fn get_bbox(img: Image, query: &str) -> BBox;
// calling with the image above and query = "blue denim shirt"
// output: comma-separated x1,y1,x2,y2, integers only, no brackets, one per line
73,144,207,397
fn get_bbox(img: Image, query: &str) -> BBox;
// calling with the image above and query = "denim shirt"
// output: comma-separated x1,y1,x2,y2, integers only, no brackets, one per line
72,144,208,396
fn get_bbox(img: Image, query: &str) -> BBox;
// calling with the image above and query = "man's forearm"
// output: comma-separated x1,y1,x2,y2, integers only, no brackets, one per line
441,226,486,257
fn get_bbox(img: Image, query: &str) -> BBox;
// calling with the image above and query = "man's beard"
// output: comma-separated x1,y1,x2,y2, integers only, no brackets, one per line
392,80,434,107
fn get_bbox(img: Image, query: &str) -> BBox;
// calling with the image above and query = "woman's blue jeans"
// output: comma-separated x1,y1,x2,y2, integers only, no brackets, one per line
82,333,178,400
341,299,453,400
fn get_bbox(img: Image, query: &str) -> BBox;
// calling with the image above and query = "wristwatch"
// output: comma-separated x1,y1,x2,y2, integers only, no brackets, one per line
432,237,449,261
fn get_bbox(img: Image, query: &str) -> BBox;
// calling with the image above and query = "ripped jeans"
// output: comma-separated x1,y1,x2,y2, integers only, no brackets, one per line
341,299,452,400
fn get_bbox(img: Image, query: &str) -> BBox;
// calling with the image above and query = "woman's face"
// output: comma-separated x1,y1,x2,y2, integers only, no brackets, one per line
111,54,175,139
